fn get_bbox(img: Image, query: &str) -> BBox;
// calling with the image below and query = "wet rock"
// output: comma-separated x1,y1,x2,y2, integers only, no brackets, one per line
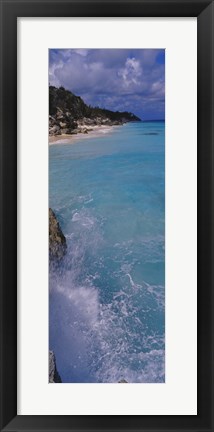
49,351,62,383
49,208,67,261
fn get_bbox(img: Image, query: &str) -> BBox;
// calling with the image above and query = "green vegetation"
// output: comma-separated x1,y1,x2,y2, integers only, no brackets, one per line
49,85,141,122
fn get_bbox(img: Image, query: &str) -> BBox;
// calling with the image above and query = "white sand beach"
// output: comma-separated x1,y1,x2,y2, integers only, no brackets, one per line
49,125,120,145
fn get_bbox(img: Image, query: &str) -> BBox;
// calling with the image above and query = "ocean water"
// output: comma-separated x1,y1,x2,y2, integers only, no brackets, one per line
49,121,165,383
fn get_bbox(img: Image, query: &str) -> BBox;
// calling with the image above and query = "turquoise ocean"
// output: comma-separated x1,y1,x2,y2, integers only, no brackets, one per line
49,121,165,383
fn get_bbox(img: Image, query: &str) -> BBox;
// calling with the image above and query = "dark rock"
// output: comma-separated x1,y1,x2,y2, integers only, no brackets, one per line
49,208,67,261
49,125,60,135
49,351,62,383
49,115,56,123
118,379,128,383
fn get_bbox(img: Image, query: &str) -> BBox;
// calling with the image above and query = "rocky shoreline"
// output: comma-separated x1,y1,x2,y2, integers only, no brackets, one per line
49,108,125,138
49,351,62,383
49,208,67,261
49,208,66,382
49,85,141,140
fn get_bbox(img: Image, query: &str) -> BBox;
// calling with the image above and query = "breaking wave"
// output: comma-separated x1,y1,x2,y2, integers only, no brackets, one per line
49,206,165,383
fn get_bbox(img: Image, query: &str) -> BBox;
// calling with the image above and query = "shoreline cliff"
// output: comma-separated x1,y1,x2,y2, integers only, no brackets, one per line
49,85,141,139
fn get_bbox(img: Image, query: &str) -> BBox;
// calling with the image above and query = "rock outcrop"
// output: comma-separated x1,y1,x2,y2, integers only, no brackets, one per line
118,379,128,383
49,85,141,137
49,351,62,383
49,208,67,260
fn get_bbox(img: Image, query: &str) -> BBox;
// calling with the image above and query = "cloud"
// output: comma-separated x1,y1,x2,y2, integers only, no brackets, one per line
49,49,165,120
118,57,142,88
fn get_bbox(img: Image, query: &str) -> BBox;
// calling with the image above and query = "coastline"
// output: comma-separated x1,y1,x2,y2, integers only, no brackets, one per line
49,124,122,145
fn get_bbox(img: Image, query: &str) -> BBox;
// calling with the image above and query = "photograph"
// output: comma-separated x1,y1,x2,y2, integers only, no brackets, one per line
49,48,165,384
1,0,213,426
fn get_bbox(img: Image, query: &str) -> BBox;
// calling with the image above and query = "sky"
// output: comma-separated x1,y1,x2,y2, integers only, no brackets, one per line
49,49,165,121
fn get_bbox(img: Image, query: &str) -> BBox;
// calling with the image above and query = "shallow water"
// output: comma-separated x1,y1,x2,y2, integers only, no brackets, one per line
49,121,165,383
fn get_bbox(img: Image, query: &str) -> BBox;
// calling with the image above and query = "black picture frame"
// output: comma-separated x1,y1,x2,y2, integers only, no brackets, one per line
0,0,213,431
